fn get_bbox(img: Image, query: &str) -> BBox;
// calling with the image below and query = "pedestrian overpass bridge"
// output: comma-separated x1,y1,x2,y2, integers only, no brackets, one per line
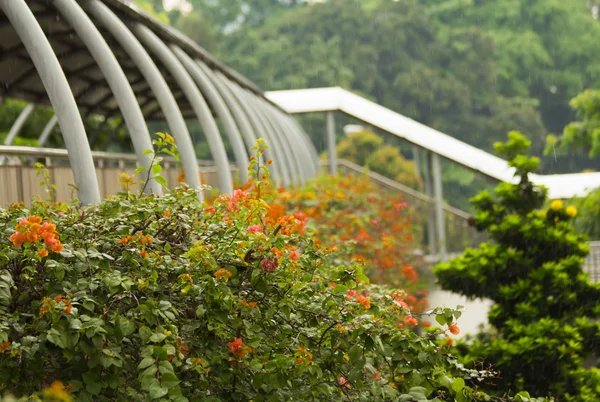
2,0,600,261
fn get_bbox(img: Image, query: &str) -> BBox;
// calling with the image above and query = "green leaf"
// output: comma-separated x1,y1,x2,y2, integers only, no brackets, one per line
133,166,146,175
139,326,153,344
69,319,82,330
408,386,428,400
118,317,136,337
349,345,361,363
152,163,163,175
148,378,169,399
435,314,447,326
138,357,155,370
160,372,180,389
47,328,67,349
150,333,167,343
451,377,465,393
155,176,168,188
333,285,348,295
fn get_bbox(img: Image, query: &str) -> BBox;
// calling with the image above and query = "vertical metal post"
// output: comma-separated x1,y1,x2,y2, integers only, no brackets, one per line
53,0,162,194
0,0,100,204
4,103,35,145
412,146,421,183
326,111,337,175
431,153,447,261
424,151,436,256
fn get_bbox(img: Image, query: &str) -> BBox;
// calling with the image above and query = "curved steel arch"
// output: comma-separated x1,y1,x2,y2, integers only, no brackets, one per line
0,0,101,204
4,103,35,146
83,0,203,195
255,96,312,182
216,74,292,187
240,89,305,185
53,0,162,194
131,23,235,194
195,62,282,184
0,0,317,204
170,45,248,186
262,101,316,179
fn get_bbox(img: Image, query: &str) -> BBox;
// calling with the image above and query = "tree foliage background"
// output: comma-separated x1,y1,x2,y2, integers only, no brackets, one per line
2,0,599,184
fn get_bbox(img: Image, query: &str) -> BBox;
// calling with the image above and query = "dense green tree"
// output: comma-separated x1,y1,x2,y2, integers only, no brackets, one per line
335,130,421,189
217,0,547,156
435,132,600,400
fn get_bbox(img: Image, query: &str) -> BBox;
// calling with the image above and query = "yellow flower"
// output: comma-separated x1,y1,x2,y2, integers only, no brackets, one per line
566,205,577,218
550,199,564,211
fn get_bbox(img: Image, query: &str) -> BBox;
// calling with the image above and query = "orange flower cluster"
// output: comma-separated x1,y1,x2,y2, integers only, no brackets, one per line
41,381,73,402
118,233,152,246
345,289,371,310
228,337,251,358
295,346,313,365
9,216,63,254
0,341,10,353
448,322,460,335
39,294,72,316
275,175,428,319
241,299,257,309
214,269,232,280
264,205,308,235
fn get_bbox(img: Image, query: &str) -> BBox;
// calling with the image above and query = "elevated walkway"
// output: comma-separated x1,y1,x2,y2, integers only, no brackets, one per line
266,87,600,200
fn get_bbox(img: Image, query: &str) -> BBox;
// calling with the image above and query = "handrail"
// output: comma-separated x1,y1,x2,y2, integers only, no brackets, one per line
324,159,473,220
0,145,219,167
0,146,472,219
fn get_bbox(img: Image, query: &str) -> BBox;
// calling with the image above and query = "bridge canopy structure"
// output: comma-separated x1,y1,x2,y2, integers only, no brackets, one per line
0,0,318,204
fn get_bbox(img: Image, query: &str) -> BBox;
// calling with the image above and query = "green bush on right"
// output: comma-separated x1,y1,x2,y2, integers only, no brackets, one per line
435,131,600,401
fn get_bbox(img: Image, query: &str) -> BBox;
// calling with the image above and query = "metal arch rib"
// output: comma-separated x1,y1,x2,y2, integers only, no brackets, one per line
53,0,162,195
38,115,58,147
232,85,293,187
285,114,321,173
262,101,316,179
257,98,314,181
243,90,305,185
215,74,291,187
195,62,259,155
4,103,35,145
131,24,235,195
170,45,248,187
0,0,100,204
195,62,281,183
83,0,202,196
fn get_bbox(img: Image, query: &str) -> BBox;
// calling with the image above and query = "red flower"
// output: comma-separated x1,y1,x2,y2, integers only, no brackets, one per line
261,258,278,272
346,289,358,301
228,337,250,358
339,377,350,389
247,224,262,234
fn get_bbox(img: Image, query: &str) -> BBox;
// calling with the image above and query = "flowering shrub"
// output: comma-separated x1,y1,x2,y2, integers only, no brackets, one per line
274,175,428,310
435,132,600,401
0,139,544,401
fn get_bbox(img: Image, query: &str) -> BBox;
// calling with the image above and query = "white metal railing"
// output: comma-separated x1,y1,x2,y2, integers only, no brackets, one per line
584,242,600,282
